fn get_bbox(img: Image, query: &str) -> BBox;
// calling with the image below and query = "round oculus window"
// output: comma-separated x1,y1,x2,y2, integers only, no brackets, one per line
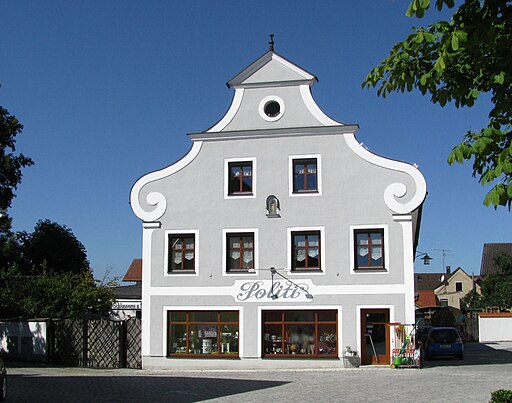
264,101,280,118
259,96,285,122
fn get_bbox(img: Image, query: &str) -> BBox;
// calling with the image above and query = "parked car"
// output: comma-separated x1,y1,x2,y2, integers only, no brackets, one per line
0,356,6,401
424,327,464,360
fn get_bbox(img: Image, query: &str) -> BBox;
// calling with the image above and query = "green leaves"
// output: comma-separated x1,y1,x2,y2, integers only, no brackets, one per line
363,0,512,209
494,72,505,85
451,32,459,50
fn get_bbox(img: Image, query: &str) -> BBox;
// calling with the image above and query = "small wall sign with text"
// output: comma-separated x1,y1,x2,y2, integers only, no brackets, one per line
112,300,142,310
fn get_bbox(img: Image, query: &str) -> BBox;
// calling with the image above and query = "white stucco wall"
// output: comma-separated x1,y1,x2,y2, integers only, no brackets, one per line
479,315,512,342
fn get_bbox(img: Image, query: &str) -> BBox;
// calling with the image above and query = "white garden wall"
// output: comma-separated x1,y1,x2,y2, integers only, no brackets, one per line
478,313,512,342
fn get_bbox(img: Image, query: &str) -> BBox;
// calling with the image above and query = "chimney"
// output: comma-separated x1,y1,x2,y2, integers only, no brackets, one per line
446,266,451,275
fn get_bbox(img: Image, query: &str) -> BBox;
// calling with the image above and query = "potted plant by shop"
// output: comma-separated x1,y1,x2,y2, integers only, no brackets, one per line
343,346,360,368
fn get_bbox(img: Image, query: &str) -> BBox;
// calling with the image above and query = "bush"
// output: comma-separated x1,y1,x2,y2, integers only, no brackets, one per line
490,389,512,403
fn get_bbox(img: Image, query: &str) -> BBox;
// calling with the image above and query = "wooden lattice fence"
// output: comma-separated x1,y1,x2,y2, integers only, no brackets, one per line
48,315,141,368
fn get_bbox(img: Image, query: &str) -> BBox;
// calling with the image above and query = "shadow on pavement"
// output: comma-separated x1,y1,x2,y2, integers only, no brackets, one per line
424,342,512,368
7,374,289,402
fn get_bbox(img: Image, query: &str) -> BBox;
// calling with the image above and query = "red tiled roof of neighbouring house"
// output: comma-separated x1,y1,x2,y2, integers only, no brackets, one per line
480,243,512,277
415,290,439,307
123,258,142,282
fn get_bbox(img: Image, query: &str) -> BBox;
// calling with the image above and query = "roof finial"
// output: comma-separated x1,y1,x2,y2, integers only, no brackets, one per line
269,33,274,51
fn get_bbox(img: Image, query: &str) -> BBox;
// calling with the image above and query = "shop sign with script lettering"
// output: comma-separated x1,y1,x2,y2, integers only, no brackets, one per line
234,280,314,302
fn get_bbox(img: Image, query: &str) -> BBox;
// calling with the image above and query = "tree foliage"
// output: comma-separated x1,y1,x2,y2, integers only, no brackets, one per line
0,268,115,319
20,219,90,276
479,254,512,310
463,253,512,310
0,220,115,319
0,104,34,232
363,0,512,208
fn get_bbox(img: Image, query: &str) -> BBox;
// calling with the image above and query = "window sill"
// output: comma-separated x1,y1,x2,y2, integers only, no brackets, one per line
226,270,256,274
290,269,322,273
353,267,387,273
292,190,318,194
167,270,196,274
228,192,253,196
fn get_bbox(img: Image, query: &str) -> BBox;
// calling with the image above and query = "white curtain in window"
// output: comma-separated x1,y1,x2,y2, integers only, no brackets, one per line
296,249,306,262
371,247,382,261
243,250,253,264
358,247,369,257
173,251,182,264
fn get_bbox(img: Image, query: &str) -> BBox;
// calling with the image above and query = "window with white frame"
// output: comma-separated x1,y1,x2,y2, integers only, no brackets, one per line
287,227,325,273
165,230,199,274
350,225,388,273
354,229,385,270
226,232,254,272
289,155,322,196
223,229,258,274
291,231,321,271
224,158,256,199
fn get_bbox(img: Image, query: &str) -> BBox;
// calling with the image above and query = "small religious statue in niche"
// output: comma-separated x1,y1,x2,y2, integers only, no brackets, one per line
266,195,281,218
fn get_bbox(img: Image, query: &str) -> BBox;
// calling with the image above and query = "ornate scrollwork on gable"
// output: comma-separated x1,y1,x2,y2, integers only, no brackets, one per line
130,141,203,222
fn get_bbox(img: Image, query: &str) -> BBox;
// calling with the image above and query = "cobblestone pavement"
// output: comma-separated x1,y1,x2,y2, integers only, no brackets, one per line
5,342,512,402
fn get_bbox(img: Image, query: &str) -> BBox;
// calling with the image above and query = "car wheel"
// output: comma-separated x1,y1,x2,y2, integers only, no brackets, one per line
0,375,6,401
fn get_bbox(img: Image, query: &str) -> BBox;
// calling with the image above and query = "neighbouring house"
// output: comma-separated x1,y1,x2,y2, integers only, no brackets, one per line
415,273,442,309
480,243,512,277
111,259,142,320
434,267,481,310
414,267,481,312
130,41,427,369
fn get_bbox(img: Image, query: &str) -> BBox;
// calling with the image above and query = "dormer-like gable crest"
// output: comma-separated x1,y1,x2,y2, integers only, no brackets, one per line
227,51,317,89
207,48,342,133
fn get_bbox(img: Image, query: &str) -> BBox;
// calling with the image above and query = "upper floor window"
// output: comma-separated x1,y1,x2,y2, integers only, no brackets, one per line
455,282,463,292
354,229,385,270
225,158,256,199
291,231,321,271
228,161,253,195
226,232,255,272
293,158,317,193
168,234,196,273
289,155,321,196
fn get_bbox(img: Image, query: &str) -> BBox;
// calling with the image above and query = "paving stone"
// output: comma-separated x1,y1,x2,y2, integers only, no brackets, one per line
4,342,512,402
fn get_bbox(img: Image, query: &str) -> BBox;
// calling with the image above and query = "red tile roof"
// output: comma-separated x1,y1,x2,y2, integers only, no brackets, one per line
123,259,142,282
415,290,439,307
480,243,512,277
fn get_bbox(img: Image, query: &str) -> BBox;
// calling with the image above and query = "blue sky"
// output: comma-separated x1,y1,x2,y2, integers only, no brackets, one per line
1,0,509,280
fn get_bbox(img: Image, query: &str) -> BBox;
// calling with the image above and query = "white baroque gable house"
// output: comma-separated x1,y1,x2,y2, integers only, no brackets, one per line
131,44,427,369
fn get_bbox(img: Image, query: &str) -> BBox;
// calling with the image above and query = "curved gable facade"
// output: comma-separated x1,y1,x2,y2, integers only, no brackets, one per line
131,45,427,369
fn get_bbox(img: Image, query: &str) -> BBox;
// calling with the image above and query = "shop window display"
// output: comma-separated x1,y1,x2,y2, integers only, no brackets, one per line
262,310,337,357
168,311,239,357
